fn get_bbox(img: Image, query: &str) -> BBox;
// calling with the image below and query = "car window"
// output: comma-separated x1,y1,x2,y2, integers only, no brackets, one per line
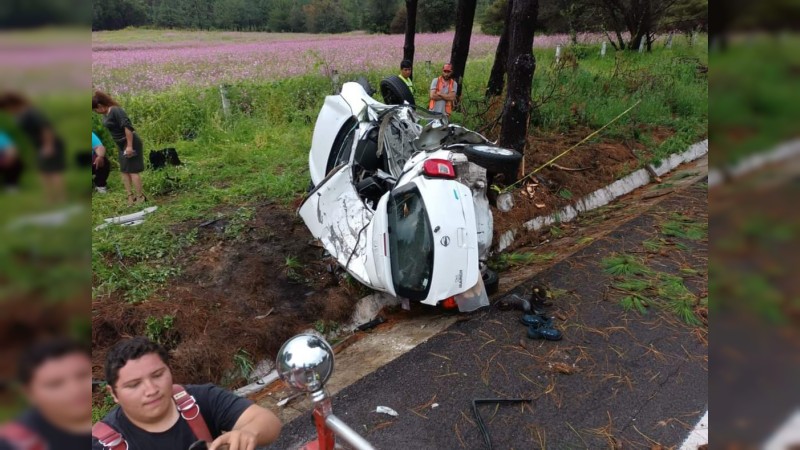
388,184,433,300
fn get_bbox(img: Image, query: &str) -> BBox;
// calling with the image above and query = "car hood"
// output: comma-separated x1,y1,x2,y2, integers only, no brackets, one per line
413,177,480,304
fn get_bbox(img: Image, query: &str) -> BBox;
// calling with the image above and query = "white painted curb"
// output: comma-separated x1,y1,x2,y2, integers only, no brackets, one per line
679,410,708,450
234,293,401,397
707,138,800,187
496,140,709,252
764,409,800,450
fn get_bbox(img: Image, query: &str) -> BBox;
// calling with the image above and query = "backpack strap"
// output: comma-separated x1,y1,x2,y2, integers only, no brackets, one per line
0,422,47,450
172,384,213,443
91,421,126,450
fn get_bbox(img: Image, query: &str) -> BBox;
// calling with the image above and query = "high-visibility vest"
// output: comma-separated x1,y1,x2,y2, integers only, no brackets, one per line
399,74,414,95
429,76,455,115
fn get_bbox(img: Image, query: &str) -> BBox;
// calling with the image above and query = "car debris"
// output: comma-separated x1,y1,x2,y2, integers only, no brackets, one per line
375,406,399,417
472,398,532,450
299,81,523,312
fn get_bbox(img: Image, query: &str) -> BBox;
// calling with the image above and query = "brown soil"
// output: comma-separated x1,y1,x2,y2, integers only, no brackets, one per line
491,125,674,247
91,202,361,388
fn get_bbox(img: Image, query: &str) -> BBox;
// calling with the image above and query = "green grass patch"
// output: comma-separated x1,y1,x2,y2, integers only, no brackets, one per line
709,35,800,166
601,253,653,277
489,251,556,272
605,252,704,326
661,213,708,241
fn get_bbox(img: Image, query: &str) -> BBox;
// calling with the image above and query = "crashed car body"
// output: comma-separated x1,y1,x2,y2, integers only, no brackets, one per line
299,82,521,312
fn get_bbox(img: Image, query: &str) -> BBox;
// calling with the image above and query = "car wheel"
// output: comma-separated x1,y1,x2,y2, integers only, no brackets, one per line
483,268,499,295
461,144,523,183
380,75,416,106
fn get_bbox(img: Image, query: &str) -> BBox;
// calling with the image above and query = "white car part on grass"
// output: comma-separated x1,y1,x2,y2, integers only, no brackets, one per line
94,206,158,230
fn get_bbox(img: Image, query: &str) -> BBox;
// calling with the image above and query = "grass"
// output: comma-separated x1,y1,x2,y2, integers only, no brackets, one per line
603,253,704,326
709,35,800,166
489,251,556,272
90,31,707,303
660,213,707,241
601,253,652,277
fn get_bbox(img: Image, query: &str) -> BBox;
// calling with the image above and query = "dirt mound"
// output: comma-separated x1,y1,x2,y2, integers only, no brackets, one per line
92,203,362,388
492,126,674,247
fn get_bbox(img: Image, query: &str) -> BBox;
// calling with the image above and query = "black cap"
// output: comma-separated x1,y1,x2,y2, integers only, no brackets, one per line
400,59,412,69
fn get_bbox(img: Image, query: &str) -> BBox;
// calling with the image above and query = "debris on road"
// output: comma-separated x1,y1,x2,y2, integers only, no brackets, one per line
356,316,386,332
472,398,532,450
375,406,399,417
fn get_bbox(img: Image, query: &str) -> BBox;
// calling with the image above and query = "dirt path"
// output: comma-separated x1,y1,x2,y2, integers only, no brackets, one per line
270,179,708,450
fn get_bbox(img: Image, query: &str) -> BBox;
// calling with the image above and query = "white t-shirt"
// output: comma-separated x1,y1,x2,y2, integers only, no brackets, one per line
429,77,458,114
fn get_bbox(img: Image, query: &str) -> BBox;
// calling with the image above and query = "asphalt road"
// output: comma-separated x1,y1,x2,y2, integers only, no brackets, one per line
270,182,708,450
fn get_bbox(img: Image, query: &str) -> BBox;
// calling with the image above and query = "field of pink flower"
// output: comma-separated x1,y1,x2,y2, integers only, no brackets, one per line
92,31,603,95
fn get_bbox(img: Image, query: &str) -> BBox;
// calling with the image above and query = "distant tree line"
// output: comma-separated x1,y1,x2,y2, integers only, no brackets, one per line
93,0,494,32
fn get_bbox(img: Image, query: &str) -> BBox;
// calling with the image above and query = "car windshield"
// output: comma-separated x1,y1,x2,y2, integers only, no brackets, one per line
387,184,433,300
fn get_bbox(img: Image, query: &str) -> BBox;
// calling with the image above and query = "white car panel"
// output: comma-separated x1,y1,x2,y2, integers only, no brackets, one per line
308,95,356,185
298,165,373,285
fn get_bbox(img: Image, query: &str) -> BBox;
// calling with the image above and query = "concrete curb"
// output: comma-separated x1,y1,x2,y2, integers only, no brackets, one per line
234,293,401,397
707,138,800,187
496,140,709,253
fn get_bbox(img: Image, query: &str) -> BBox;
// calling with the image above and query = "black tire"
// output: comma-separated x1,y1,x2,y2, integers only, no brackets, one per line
461,144,523,183
356,76,376,96
379,75,416,106
483,269,499,296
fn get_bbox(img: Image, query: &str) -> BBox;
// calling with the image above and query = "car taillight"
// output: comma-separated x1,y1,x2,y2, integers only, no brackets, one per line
422,159,456,179
441,297,458,309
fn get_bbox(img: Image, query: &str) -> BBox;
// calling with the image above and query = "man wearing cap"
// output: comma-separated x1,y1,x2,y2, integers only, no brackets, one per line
399,59,414,96
429,63,458,117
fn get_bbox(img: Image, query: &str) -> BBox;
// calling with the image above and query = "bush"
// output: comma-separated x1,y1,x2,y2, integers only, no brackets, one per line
479,0,507,35
419,0,456,32
390,5,407,34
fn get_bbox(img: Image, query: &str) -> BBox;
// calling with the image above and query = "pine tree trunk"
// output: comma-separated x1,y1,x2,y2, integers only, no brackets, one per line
498,0,538,154
485,0,513,98
403,0,418,65
449,0,477,98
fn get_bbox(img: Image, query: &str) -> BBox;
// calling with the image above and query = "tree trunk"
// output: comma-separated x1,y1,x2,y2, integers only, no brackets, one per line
449,0,477,98
403,0,418,66
498,0,538,155
485,0,513,98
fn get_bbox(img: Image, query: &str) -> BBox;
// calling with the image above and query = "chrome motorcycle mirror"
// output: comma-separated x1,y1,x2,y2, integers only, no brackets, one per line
276,334,334,394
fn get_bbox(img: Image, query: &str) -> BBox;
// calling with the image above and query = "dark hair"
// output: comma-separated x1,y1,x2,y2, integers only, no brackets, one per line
0,92,30,111
400,59,412,69
92,90,119,109
105,337,170,388
17,338,90,385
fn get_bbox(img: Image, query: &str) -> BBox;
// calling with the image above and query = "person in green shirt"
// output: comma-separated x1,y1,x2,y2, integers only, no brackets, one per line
399,59,414,96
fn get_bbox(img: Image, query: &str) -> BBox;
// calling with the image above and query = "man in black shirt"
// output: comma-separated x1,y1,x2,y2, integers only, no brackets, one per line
92,337,281,450
0,338,92,450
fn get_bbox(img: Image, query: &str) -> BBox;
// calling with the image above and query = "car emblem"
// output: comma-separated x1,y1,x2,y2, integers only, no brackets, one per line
440,236,450,247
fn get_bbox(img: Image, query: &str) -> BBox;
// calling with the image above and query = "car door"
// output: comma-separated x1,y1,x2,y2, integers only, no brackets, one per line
298,165,374,286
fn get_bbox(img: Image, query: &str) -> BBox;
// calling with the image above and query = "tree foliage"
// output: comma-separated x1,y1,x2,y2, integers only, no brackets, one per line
365,0,401,33
419,0,457,32
479,0,508,35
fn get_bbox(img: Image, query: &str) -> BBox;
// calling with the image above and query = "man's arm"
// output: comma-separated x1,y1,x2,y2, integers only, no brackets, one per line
209,404,281,450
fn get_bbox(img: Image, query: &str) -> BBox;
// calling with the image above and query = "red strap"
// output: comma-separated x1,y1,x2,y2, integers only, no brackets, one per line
0,422,47,450
91,421,126,450
172,384,213,443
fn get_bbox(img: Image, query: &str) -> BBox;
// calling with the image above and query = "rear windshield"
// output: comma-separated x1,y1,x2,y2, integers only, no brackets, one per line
387,184,434,300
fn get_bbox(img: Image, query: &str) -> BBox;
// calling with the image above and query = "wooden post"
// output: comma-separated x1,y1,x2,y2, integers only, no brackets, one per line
601,41,607,57
555,44,562,64
219,84,231,118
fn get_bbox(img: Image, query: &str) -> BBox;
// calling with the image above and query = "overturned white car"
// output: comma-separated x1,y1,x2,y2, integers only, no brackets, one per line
299,81,522,312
